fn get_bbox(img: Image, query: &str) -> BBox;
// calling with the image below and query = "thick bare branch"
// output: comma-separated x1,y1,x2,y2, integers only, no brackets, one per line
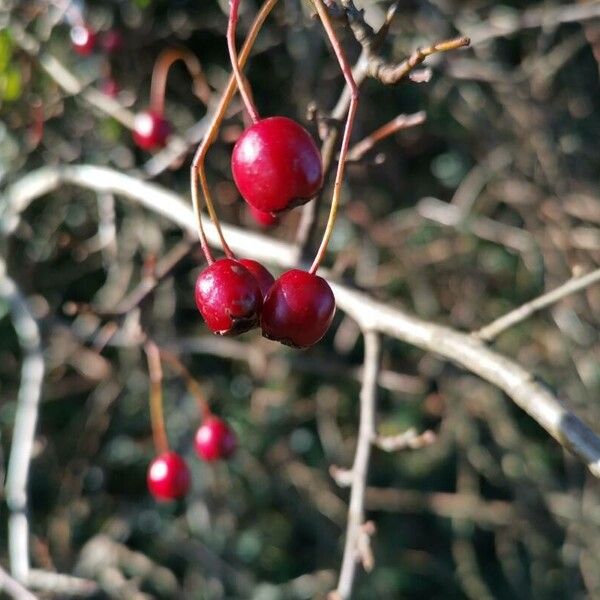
2,165,600,479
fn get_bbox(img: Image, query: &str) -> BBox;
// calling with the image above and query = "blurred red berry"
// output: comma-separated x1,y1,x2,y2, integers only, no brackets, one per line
133,110,172,151
101,78,119,98
101,29,124,53
195,416,237,461
70,25,96,56
147,451,191,501
248,205,279,228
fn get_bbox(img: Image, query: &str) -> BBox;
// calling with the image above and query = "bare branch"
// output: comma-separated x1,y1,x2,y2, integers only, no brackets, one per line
374,428,437,452
0,563,37,600
0,260,44,582
3,165,600,479
335,331,381,599
475,268,600,342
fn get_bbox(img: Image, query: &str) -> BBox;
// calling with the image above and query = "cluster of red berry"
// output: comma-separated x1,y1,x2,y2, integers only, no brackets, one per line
148,415,236,502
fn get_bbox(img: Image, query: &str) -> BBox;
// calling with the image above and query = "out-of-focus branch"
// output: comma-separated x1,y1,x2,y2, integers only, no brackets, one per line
373,428,436,452
334,331,381,600
3,165,600,480
0,260,44,583
475,268,600,342
0,564,37,600
466,2,600,46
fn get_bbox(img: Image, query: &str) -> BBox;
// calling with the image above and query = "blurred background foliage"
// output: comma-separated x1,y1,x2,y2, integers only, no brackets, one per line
1,0,600,598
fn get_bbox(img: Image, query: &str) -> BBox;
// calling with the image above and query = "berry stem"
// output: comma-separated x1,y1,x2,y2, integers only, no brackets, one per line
144,339,169,455
309,0,359,275
159,349,212,420
150,47,211,117
191,0,278,259
228,0,260,123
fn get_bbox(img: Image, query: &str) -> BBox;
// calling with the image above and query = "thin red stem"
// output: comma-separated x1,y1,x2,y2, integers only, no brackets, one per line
190,0,278,258
309,0,359,275
144,340,169,455
228,0,260,123
150,47,211,116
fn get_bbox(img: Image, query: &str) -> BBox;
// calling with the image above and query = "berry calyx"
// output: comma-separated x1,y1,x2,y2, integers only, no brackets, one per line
238,259,275,299
147,451,191,501
248,205,279,228
261,269,335,348
194,416,237,461
133,110,172,151
231,116,323,213
70,25,96,56
195,258,263,335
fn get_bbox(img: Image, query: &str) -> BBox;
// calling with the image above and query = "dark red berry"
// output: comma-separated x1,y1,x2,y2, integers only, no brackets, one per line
147,451,191,501
238,259,275,299
248,205,279,228
133,110,172,151
101,78,119,98
70,25,96,56
195,258,262,335
101,29,123,54
261,269,335,348
231,116,323,213
194,416,237,461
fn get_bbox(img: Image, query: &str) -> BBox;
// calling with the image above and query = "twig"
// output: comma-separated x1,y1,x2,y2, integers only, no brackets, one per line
3,165,600,479
335,331,381,599
347,111,426,161
467,2,600,46
0,260,44,582
0,563,37,600
373,428,436,452
475,268,600,342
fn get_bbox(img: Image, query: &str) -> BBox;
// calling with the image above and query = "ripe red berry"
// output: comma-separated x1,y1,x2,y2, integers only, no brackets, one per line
195,258,262,335
147,451,191,501
248,205,279,229
238,259,275,299
101,29,123,54
70,25,96,56
132,110,172,151
261,269,335,348
231,116,323,213
194,416,237,461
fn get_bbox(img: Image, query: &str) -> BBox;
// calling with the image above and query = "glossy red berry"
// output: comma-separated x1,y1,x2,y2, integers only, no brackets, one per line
147,451,191,501
231,116,323,213
261,269,335,348
248,205,279,229
133,110,172,151
195,258,263,335
238,259,275,299
70,25,96,56
194,416,237,461
101,29,123,54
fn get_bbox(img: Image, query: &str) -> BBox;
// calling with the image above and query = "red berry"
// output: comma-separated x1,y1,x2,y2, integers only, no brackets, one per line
70,25,96,56
238,259,275,299
194,416,237,461
147,451,191,501
133,110,172,151
195,258,262,335
231,116,323,213
101,29,123,54
248,205,279,228
261,269,335,348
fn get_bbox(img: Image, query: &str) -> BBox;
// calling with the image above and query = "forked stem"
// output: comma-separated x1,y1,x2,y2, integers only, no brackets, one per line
159,349,212,420
309,0,359,275
190,0,278,259
144,339,169,454
228,0,260,123
150,47,211,116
